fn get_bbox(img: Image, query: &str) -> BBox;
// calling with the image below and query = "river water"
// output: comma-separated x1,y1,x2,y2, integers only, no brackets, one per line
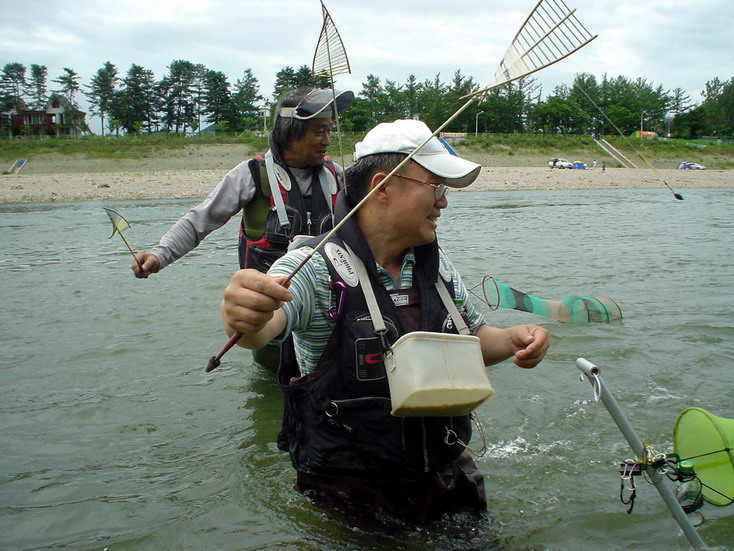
1,188,733,550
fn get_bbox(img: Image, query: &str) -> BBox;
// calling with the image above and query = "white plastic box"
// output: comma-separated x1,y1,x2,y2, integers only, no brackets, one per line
384,331,494,417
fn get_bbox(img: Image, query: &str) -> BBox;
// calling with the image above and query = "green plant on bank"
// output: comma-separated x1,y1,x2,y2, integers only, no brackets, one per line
465,133,596,158
0,132,731,169
0,132,270,161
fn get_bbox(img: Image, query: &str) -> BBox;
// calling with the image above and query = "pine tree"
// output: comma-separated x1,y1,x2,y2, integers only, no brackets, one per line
28,64,48,109
233,69,263,131
202,69,233,128
1,62,27,104
52,67,81,107
85,62,119,136
110,64,158,133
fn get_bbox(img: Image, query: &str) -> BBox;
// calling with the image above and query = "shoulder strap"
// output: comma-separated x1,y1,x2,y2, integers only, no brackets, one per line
343,243,386,331
317,166,336,214
343,243,469,338
264,150,291,233
434,281,471,335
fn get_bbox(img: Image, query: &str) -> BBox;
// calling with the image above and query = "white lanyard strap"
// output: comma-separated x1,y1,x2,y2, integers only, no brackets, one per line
343,243,387,334
264,150,291,232
344,244,468,338
317,166,335,214
434,280,471,335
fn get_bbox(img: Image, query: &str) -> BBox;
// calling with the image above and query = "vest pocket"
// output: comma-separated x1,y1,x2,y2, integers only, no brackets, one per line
315,211,335,235
264,204,302,245
243,242,285,271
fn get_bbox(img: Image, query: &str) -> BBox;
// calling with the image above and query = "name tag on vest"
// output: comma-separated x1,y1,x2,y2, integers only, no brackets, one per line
390,292,411,307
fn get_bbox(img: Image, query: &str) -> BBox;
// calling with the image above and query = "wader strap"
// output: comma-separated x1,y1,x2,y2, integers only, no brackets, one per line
264,150,291,233
434,282,471,336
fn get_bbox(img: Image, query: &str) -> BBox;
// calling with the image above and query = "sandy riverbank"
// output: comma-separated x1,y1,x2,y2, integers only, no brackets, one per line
1,146,732,204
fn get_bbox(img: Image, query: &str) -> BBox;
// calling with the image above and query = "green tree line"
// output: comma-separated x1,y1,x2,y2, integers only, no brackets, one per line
2,60,732,138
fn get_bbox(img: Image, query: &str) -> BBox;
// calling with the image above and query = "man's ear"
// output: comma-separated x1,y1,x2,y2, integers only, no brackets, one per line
370,172,392,204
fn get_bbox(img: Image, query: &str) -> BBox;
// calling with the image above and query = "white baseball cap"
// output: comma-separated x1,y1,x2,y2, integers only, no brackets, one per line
354,119,481,188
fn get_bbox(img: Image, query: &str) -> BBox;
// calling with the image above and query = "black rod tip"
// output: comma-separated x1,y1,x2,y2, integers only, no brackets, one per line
205,356,220,372
674,193,684,201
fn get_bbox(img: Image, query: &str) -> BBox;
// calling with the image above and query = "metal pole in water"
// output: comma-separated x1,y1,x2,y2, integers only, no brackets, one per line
575,357,708,551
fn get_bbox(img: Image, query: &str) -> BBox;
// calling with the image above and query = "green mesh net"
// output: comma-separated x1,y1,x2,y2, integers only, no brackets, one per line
674,407,734,507
480,276,622,323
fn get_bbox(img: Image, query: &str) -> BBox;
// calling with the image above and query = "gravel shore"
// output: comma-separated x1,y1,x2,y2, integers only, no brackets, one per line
2,145,731,204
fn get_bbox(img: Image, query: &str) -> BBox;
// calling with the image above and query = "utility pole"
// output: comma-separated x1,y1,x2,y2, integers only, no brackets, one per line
640,110,646,138
475,111,484,136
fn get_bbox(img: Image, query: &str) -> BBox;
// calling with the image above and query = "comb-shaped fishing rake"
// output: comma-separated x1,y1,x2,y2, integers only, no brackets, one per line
312,0,351,79
468,0,596,99
312,0,352,171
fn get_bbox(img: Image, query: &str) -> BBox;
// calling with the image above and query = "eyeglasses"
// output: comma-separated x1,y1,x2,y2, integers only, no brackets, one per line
394,173,448,200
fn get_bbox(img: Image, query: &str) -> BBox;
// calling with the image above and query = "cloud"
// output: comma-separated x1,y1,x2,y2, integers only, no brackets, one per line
2,0,731,131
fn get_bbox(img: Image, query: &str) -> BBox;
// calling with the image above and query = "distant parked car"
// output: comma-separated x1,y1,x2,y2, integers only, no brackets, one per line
677,161,706,170
549,157,573,169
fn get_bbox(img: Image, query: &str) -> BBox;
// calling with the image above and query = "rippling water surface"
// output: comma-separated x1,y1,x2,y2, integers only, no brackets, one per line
1,188,733,550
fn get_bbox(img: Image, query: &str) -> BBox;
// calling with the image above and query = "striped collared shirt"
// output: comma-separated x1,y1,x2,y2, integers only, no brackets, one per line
268,246,485,374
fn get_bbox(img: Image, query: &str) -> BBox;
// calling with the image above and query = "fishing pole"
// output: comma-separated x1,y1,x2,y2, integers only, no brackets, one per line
205,0,598,371
576,85,684,200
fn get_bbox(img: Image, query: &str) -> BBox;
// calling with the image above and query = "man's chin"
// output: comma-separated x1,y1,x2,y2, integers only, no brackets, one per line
303,156,325,167
416,230,438,247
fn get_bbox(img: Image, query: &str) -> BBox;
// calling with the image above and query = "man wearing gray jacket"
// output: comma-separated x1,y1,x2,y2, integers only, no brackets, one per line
132,86,353,278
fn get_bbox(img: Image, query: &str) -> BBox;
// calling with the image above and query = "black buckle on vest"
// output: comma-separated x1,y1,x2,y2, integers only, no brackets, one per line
376,329,390,352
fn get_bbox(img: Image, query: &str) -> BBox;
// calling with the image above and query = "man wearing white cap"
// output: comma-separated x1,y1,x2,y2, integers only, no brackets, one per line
132,86,354,278
220,119,549,522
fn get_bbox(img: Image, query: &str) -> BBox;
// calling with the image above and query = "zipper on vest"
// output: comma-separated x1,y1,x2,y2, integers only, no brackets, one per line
328,396,391,411
421,418,429,473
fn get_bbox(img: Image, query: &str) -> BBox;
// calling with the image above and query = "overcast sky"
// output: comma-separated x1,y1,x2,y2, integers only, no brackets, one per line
3,0,731,132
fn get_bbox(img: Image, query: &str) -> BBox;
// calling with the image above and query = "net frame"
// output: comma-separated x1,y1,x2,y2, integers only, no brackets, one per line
311,0,351,79
467,0,597,98
311,0,352,176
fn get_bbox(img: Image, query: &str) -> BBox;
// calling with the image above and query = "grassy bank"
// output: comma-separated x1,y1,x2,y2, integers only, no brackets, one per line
462,133,734,169
1,132,732,170
0,132,268,162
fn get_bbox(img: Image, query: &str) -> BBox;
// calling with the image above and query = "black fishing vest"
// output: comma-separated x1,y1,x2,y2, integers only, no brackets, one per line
238,155,338,270
276,194,473,481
